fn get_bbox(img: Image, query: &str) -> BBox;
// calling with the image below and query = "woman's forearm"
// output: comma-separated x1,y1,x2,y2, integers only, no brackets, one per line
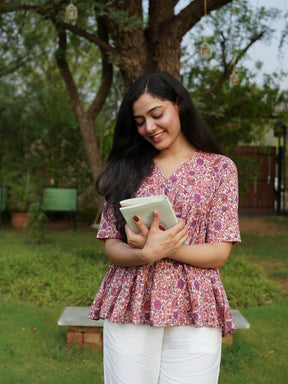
170,242,232,268
105,238,149,267
106,239,232,269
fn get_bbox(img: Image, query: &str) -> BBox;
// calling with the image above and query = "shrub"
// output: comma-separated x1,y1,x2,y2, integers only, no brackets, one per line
221,251,282,309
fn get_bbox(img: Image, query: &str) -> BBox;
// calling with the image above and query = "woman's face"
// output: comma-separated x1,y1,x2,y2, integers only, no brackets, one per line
132,93,184,152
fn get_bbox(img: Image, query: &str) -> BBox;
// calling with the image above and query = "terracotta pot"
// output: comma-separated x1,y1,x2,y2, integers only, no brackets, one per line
11,212,30,230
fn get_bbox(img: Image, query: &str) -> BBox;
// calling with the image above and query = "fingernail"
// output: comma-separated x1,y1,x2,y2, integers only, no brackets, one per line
133,215,139,222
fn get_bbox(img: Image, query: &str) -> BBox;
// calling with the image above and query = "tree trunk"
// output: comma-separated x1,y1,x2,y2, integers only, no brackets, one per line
78,116,104,179
100,0,233,86
54,17,112,181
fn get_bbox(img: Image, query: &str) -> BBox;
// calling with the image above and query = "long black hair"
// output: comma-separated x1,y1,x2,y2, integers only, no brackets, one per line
96,72,222,240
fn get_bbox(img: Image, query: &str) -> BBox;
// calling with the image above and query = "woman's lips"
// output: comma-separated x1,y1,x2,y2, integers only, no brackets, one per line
151,132,164,143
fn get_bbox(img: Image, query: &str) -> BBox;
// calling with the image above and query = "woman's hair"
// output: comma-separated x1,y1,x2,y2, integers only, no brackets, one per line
96,72,222,240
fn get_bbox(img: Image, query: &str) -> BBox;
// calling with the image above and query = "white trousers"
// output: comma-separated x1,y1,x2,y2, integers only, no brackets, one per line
103,320,222,384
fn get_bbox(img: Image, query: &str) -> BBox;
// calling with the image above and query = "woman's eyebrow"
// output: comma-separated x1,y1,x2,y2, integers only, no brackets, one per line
133,105,163,118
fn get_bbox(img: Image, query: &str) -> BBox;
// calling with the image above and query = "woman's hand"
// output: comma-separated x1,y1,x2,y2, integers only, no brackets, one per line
106,211,188,267
125,215,149,249
141,211,188,264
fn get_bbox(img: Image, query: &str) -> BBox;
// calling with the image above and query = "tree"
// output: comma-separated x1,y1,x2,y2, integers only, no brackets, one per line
180,1,287,147
0,0,283,180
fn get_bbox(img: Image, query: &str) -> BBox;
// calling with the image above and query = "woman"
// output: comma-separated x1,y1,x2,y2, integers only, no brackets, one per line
89,72,241,384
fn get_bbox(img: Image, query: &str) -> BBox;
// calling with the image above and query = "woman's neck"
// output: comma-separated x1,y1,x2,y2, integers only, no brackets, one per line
153,144,197,178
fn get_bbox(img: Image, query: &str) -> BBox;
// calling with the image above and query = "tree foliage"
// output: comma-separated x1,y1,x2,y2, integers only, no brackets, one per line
0,0,287,187
181,2,288,150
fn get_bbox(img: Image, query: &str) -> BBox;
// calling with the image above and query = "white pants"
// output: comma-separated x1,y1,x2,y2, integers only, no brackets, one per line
103,320,222,384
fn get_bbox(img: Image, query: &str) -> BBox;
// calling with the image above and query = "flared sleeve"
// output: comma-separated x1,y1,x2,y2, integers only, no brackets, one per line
96,202,122,241
206,157,241,244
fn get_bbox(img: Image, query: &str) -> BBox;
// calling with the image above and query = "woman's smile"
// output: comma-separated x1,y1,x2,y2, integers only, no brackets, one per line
150,131,165,143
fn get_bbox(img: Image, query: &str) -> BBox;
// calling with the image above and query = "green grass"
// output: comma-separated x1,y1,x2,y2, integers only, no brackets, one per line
1,296,287,384
242,233,288,283
0,228,108,307
218,215,288,384
0,216,287,383
220,298,288,384
0,298,104,384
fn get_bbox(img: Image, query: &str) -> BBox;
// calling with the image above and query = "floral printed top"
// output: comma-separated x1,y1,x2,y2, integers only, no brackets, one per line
89,151,241,337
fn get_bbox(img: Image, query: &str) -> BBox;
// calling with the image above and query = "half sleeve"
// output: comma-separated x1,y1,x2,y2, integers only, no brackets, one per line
96,202,122,241
206,157,241,244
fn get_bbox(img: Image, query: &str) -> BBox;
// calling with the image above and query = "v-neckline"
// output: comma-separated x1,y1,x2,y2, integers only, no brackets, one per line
153,151,199,180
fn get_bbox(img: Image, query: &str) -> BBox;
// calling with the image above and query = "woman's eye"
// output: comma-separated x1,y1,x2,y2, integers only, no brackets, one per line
135,119,144,127
153,113,163,120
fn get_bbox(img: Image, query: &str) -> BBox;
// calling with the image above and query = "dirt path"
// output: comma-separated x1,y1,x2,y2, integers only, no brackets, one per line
239,216,288,236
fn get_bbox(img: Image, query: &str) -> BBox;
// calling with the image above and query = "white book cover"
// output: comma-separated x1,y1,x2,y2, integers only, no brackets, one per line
119,195,177,233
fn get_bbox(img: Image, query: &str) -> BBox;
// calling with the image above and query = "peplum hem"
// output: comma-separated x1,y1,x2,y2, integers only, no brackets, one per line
88,260,236,338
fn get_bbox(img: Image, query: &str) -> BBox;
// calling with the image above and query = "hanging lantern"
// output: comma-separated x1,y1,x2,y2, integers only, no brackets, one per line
200,41,212,59
65,1,78,22
229,72,240,87
199,0,212,60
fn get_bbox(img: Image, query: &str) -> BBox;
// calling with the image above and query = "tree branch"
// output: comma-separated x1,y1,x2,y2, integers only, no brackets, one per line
219,30,228,70
201,30,266,97
87,16,113,120
54,25,83,119
57,20,116,57
235,31,266,65
173,0,233,38
0,3,117,61
0,57,28,78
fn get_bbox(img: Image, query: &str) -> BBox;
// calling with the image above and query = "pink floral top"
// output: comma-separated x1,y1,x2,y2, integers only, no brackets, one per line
89,151,241,337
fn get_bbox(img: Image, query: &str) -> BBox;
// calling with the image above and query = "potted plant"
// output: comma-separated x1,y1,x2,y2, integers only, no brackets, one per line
24,202,48,243
6,171,39,229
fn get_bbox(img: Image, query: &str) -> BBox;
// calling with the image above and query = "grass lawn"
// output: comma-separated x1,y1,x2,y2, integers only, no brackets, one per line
0,216,287,383
220,298,288,384
0,298,104,384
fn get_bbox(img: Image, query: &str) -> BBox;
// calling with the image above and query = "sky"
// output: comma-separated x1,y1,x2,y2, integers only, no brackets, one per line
246,0,288,89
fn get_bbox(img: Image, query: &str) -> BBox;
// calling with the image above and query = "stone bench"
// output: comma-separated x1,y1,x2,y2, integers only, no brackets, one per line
58,306,104,350
58,306,250,350
223,309,250,345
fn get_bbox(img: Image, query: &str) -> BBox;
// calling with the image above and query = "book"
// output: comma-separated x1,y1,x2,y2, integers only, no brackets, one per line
119,195,178,233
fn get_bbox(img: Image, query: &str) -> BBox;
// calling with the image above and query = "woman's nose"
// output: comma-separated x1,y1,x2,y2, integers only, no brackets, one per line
145,118,156,132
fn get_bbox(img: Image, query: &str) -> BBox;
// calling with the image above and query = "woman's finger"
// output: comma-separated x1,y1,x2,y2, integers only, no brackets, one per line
149,210,161,231
133,215,149,236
